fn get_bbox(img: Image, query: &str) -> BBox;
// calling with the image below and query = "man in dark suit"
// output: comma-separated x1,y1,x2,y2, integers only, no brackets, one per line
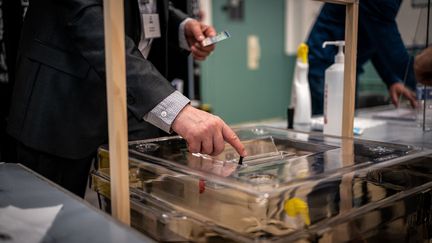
7,0,246,197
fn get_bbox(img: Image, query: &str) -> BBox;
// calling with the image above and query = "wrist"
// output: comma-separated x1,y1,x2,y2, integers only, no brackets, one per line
172,104,192,132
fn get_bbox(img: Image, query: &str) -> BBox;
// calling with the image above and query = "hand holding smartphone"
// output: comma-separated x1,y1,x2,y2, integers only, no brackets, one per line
201,31,231,47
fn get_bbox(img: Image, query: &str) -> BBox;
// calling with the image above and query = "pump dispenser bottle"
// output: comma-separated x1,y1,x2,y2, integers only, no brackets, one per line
323,41,345,136
289,43,311,128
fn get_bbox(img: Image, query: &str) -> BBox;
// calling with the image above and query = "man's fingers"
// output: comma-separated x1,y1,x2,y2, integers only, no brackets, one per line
193,55,205,61
191,41,215,61
221,124,246,157
201,135,214,155
195,42,215,52
190,21,205,41
191,45,208,57
172,105,244,157
409,97,418,109
192,42,215,54
391,84,418,109
191,46,212,61
187,140,201,154
203,25,216,37
211,129,225,156
403,89,418,108
390,91,399,107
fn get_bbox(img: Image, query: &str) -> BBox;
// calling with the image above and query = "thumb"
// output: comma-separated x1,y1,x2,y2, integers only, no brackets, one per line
189,21,205,42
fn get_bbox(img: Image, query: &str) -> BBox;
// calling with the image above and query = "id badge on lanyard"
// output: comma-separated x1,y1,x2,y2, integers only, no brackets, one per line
139,0,161,39
142,14,161,39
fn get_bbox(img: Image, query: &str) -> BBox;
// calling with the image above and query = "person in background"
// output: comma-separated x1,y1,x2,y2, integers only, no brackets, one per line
415,46,432,85
307,0,417,115
7,0,246,198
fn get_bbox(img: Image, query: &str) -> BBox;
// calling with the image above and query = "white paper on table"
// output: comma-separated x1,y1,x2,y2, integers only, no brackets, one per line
0,204,63,243
311,117,387,135
372,108,417,121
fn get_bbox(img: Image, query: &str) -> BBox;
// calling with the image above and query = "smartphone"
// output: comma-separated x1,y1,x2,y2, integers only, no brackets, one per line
201,31,231,47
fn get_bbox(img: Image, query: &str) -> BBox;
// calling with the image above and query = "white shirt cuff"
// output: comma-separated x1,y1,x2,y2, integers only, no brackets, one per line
179,18,193,51
143,91,190,133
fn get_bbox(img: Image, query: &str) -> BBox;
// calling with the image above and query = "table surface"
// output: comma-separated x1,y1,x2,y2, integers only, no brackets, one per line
2,106,430,243
238,105,432,149
0,163,155,243
355,106,432,148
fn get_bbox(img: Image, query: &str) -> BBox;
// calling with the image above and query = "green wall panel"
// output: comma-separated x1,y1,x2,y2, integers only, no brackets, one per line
201,0,295,124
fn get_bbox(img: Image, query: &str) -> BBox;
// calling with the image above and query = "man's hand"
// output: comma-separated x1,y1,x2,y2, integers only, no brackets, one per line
184,19,216,61
414,47,432,85
389,82,417,108
172,105,247,157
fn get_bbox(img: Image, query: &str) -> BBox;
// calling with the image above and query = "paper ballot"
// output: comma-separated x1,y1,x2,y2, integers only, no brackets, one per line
0,205,63,243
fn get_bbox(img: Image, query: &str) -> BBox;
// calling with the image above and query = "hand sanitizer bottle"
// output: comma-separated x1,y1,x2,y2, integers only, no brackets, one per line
323,41,345,136
289,43,312,128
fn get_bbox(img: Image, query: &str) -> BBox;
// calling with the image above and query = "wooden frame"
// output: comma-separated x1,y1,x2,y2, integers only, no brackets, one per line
316,0,359,138
316,1,358,227
101,0,358,225
103,0,130,224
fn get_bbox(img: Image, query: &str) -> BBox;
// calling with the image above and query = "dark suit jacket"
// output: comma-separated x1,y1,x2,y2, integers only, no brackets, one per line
8,0,188,159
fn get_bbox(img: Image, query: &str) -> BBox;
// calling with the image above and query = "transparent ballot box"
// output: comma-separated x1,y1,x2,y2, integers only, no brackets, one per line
91,126,432,242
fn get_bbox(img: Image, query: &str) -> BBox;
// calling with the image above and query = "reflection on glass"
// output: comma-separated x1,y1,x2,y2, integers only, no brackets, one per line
92,126,431,242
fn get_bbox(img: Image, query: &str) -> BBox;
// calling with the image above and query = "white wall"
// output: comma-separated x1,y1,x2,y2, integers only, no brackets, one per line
396,0,427,47
285,0,323,55
198,0,213,26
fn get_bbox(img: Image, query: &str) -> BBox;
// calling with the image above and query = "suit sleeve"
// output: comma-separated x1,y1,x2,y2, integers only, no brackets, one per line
167,2,189,49
56,0,176,120
360,2,417,91
368,25,417,91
